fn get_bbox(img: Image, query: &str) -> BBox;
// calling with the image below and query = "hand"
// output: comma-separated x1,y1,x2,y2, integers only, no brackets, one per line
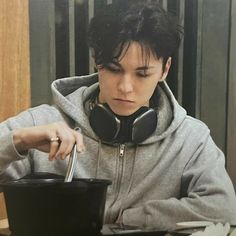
13,122,85,161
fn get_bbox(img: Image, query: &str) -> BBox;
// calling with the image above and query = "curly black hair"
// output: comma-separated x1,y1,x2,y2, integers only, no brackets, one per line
88,0,183,69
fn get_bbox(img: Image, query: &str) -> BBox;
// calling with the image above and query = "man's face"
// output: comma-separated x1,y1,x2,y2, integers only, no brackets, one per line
97,42,171,116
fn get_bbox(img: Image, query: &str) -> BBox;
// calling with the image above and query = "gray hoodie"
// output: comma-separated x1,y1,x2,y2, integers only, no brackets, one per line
0,74,236,230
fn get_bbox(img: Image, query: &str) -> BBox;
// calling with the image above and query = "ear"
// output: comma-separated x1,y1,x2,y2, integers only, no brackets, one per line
160,57,172,81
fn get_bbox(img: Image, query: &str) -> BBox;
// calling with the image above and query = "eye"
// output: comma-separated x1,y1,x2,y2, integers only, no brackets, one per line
105,64,122,74
136,71,151,78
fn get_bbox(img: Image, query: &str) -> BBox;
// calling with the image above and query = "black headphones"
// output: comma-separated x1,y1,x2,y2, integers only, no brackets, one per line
86,87,158,144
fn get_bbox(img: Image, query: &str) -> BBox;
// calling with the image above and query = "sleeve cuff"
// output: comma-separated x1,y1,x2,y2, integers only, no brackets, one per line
122,207,147,227
11,132,29,159
1,132,29,164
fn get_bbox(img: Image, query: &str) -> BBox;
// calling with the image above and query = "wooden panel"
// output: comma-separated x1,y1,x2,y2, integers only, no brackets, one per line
0,0,30,220
0,0,30,121
182,0,198,117
29,0,55,106
166,0,185,105
0,194,7,221
200,0,230,152
227,0,236,189
75,0,89,75
55,0,70,78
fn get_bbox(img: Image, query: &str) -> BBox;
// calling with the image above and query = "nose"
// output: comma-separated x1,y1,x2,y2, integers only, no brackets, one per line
117,73,133,94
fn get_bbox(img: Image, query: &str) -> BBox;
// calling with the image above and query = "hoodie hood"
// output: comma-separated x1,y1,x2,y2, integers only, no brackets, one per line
51,73,187,144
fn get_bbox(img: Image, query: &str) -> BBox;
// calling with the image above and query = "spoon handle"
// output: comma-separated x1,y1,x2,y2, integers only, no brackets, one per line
64,144,77,182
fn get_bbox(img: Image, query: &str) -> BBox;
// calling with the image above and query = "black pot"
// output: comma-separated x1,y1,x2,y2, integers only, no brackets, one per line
0,173,111,236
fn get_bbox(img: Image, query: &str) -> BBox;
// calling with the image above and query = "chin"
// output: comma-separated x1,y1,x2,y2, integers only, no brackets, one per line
111,108,139,117
116,112,133,116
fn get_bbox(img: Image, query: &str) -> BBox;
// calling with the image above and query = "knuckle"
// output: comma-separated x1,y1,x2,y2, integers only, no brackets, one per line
75,131,83,139
64,136,74,144
65,151,71,157
56,149,64,156
60,121,69,128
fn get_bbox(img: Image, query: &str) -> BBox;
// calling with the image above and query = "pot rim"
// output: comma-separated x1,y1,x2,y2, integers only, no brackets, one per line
0,178,112,187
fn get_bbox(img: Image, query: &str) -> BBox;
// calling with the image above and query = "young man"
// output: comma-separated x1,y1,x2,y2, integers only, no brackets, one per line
0,0,236,230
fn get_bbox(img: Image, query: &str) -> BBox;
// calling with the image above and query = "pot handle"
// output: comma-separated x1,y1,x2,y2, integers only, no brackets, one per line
64,144,77,182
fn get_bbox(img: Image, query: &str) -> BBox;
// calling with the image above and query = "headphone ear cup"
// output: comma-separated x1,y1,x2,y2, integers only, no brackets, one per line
89,104,121,142
132,108,157,144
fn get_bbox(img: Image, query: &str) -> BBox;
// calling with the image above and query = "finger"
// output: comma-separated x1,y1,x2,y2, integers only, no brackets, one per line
61,140,74,160
74,130,86,153
48,138,60,160
60,130,85,160
54,131,74,159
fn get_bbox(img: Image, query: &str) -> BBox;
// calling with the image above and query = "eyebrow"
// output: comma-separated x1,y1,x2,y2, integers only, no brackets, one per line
108,61,121,68
110,62,155,71
136,66,155,71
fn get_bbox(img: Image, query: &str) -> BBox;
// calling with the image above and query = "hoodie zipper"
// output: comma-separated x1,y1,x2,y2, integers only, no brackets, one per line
119,144,125,158
106,144,126,223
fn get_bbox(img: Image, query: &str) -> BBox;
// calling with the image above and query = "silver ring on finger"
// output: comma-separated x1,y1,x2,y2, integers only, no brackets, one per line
50,137,60,142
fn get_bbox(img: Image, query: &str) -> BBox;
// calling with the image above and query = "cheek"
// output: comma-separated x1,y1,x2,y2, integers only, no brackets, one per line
98,78,116,102
137,82,158,106
137,80,158,97
99,79,114,91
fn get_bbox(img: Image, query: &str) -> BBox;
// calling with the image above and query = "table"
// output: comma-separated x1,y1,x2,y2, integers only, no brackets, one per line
0,220,209,236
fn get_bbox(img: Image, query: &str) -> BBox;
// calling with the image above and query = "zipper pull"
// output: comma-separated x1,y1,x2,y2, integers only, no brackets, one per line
119,144,125,158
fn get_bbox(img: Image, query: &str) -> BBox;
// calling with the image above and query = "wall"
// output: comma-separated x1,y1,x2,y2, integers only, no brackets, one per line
0,0,30,219
29,0,236,189
226,0,236,189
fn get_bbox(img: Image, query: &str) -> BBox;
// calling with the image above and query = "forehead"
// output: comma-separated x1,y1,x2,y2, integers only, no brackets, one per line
117,41,161,67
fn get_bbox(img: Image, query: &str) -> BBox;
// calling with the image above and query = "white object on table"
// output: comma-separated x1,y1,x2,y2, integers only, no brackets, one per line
176,221,213,229
190,222,230,236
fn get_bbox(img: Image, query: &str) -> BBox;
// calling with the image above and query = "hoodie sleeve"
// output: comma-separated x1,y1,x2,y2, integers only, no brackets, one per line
0,105,63,183
122,134,236,230
0,110,35,182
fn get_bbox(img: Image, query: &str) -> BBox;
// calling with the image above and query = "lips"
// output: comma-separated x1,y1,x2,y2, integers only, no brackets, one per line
114,98,134,103
112,98,136,115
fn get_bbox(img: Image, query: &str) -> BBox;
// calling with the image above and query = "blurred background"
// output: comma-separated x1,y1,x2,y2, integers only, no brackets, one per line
0,0,236,219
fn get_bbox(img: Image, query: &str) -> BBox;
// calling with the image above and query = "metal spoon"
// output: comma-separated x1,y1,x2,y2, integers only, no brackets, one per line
64,144,77,182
